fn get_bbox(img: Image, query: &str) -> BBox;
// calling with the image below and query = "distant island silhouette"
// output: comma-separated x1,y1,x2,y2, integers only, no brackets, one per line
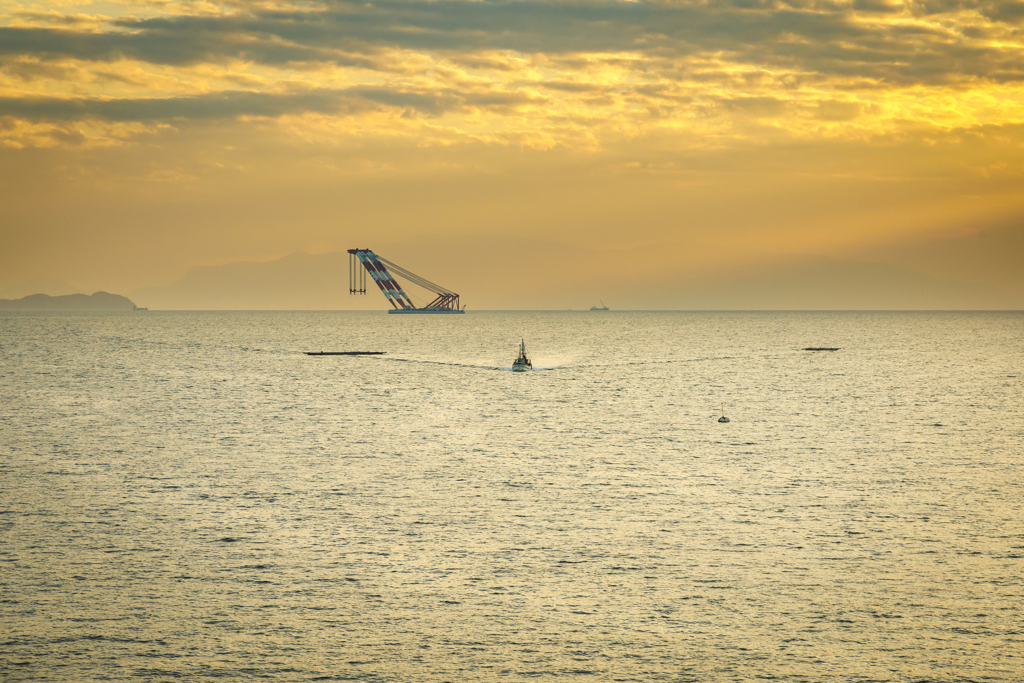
0,291,140,311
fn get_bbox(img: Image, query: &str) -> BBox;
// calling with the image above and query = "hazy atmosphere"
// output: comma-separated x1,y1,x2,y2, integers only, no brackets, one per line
5,3,1024,679
3,0,1024,307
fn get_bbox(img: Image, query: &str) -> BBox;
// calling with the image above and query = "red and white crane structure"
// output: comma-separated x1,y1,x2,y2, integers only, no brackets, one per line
348,249,464,314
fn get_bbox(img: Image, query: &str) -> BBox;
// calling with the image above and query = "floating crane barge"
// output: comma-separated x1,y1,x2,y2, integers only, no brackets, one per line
349,248,464,314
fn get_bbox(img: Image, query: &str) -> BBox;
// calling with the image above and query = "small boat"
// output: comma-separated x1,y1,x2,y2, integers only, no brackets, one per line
718,403,730,423
512,339,532,372
590,301,609,311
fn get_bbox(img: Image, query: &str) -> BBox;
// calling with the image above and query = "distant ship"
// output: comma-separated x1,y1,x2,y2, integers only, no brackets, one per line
590,301,609,311
512,339,532,372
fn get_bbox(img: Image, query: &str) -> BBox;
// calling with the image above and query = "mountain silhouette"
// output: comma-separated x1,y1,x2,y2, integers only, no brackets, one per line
0,291,139,311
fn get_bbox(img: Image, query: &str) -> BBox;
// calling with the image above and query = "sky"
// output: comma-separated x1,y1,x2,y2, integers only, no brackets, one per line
2,0,1024,306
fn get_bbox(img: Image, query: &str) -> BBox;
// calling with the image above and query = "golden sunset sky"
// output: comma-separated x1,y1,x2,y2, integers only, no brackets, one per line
2,0,1023,308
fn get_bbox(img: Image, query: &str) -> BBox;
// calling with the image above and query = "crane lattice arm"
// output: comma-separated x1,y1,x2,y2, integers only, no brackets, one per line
348,249,463,313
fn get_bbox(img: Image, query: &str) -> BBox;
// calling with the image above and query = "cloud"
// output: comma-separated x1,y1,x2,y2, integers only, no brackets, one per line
720,95,791,118
0,25,334,66
3,0,1024,153
12,10,113,29
814,99,864,121
0,0,1022,86
0,85,537,123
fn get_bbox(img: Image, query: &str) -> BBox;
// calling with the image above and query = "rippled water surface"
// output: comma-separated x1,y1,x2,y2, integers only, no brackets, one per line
2,311,1022,682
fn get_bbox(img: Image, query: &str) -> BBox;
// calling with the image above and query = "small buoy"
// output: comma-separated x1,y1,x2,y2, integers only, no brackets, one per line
718,403,730,423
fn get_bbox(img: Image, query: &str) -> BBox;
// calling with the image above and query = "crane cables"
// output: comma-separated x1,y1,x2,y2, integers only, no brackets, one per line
376,256,456,296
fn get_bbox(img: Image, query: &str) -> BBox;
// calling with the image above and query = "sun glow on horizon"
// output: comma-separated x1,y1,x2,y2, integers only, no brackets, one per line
2,0,1023,306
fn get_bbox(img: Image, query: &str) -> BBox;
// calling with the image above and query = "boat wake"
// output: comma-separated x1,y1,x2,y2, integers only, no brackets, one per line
304,351,746,370
498,365,562,372
378,356,567,371
385,357,495,370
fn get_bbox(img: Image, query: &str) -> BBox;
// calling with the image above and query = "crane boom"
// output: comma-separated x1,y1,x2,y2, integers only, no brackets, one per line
348,249,464,314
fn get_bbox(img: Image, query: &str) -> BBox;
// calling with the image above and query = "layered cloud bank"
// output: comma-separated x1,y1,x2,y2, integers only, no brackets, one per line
2,0,1023,306
6,0,1024,149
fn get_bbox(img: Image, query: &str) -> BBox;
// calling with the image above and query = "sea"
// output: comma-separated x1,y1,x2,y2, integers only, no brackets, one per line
1,311,1022,682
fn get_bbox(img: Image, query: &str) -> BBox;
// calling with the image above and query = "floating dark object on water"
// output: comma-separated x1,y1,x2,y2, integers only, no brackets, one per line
804,347,840,351
305,351,386,356
718,403,730,423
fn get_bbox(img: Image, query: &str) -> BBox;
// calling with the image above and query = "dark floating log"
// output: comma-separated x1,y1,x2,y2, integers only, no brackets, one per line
804,347,840,351
305,351,386,356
